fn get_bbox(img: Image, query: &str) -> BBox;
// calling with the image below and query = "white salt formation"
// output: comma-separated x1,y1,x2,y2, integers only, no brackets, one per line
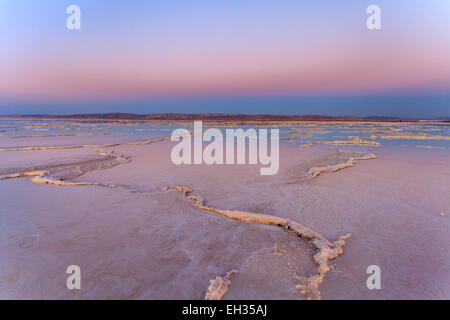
0,148,129,187
289,148,376,181
204,270,238,300
164,185,351,300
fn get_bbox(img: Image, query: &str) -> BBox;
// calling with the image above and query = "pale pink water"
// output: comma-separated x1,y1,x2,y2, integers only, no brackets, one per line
0,124,449,299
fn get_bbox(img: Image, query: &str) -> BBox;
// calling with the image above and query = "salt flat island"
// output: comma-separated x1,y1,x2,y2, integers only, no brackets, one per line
0,118,449,299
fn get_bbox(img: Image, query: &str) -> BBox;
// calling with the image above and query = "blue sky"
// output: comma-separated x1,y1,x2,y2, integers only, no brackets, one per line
0,0,449,117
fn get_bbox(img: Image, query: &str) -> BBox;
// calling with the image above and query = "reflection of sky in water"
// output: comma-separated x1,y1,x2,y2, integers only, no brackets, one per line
0,119,449,151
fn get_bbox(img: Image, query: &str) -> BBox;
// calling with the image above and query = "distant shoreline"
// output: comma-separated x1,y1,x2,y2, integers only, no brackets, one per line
1,113,449,123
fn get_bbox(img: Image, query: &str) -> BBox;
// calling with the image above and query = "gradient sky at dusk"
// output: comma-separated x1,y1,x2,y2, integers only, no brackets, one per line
0,0,449,117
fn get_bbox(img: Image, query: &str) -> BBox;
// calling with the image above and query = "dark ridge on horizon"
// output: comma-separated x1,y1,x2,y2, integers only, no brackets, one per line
1,112,449,122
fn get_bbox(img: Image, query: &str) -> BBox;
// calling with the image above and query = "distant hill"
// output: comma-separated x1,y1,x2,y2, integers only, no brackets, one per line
2,112,441,122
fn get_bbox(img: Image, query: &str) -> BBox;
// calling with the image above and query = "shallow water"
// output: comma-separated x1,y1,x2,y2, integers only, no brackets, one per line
0,119,449,299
